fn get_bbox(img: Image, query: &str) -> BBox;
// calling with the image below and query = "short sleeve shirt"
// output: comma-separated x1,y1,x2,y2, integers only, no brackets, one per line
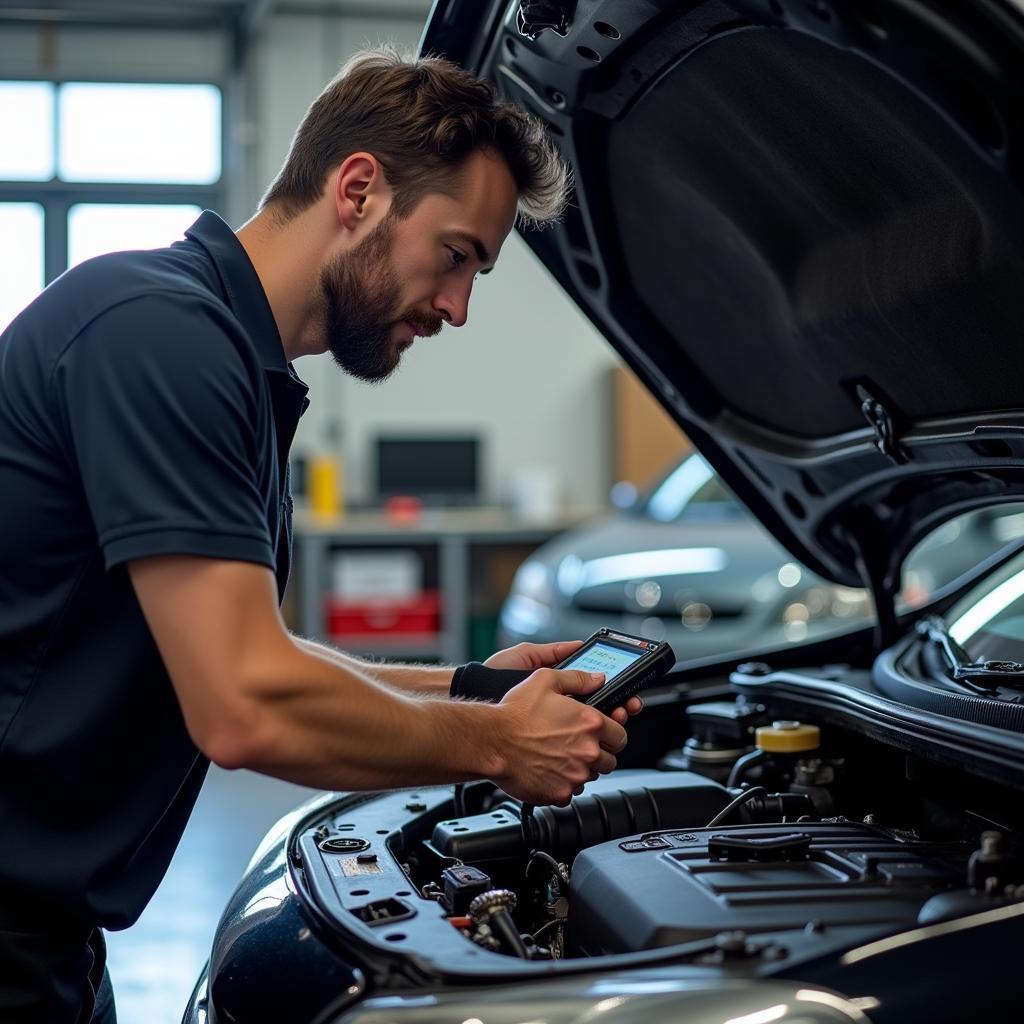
0,211,309,928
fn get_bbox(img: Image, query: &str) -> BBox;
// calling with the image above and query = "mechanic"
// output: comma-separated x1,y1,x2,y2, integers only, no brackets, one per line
0,48,640,1023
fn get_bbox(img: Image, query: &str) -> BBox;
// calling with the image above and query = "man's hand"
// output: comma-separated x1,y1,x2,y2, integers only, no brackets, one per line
484,639,585,672
489,667,628,806
484,640,644,726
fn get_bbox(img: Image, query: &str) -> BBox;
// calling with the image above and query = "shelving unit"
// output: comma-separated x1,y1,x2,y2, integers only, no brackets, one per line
291,506,600,664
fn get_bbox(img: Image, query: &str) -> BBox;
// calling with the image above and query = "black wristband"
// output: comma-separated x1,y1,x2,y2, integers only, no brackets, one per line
449,661,531,702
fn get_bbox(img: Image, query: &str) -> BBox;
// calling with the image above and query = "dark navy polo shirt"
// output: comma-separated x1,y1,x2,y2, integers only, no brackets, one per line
0,211,309,930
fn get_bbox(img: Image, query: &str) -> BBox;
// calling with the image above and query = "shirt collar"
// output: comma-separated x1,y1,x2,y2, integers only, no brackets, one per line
185,210,293,375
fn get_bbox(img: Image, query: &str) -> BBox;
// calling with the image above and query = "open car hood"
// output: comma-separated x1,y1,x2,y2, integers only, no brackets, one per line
422,0,1024,618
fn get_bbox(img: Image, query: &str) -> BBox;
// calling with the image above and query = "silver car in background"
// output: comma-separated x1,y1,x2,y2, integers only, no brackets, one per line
501,453,1023,660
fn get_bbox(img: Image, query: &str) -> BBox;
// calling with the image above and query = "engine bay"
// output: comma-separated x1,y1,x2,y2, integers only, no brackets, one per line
291,679,1024,982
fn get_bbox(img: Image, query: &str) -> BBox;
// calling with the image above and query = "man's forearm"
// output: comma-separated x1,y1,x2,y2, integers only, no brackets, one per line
293,635,455,696
236,639,506,791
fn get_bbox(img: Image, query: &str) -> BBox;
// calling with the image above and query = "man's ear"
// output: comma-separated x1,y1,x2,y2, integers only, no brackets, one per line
333,152,390,232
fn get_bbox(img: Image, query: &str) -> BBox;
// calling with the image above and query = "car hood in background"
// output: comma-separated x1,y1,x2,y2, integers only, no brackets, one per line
421,0,1024,621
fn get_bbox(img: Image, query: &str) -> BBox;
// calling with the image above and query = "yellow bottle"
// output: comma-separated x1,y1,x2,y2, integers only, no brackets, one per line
309,453,342,519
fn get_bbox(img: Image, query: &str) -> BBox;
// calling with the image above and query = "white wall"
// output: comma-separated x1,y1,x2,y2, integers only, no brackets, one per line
1,7,623,509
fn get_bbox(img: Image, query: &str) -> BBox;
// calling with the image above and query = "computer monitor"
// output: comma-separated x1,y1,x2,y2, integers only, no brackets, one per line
374,435,480,506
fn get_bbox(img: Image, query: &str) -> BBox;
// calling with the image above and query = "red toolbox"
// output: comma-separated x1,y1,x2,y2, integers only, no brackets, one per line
325,590,441,638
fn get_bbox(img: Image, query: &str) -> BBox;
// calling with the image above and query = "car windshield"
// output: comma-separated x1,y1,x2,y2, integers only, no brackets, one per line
946,546,1024,664
643,454,741,523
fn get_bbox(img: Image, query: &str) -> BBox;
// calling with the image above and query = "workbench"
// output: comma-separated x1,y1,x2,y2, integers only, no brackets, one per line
291,506,601,664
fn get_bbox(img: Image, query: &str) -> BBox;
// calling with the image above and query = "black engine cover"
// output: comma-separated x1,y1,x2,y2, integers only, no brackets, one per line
569,822,962,956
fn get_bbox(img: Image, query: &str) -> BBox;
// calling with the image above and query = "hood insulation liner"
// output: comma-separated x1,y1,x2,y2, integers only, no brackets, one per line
609,27,1024,438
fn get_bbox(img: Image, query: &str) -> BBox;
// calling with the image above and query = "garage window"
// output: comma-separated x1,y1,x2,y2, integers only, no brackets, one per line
0,83,55,180
0,79,222,329
0,203,45,330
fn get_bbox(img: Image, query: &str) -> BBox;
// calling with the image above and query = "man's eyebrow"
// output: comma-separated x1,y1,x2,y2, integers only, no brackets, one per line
451,231,494,273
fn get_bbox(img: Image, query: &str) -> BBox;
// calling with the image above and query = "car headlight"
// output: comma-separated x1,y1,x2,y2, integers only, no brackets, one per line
511,560,554,604
502,560,555,635
778,584,872,641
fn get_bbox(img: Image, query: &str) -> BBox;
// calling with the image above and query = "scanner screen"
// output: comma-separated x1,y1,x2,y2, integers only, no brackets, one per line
561,642,644,681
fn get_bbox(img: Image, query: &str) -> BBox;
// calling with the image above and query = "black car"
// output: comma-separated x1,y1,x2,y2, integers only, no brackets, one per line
186,1,1024,1021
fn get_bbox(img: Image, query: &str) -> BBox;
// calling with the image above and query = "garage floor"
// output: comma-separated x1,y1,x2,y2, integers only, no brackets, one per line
105,767,317,1023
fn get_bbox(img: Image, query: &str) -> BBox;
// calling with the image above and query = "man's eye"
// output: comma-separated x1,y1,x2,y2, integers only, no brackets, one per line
447,246,468,267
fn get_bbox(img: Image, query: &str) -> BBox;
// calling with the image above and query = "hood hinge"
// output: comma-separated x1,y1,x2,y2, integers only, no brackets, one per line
517,0,577,39
857,385,908,465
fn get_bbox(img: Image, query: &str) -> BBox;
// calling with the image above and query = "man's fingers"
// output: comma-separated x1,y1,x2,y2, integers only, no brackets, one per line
544,668,604,696
609,697,644,725
511,639,587,670
548,639,584,663
594,750,617,775
518,639,585,669
597,715,628,754
484,638,587,671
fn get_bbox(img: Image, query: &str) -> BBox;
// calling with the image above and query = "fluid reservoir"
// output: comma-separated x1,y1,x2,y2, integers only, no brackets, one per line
755,720,820,753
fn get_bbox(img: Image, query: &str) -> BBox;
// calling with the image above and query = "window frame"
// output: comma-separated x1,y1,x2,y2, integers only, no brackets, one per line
0,74,225,285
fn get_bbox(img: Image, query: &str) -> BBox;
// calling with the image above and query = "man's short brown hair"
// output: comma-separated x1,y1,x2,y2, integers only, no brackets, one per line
261,46,570,229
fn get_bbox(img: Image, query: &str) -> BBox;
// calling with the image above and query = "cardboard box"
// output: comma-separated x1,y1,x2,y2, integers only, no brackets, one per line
611,365,692,488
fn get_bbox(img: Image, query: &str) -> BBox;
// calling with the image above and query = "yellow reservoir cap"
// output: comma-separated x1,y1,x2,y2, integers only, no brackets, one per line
755,721,820,753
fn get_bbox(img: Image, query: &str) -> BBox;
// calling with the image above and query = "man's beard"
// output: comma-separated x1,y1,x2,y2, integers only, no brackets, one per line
318,213,443,383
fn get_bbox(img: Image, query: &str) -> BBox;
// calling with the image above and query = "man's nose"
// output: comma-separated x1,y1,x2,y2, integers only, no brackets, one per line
433,283,471,328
